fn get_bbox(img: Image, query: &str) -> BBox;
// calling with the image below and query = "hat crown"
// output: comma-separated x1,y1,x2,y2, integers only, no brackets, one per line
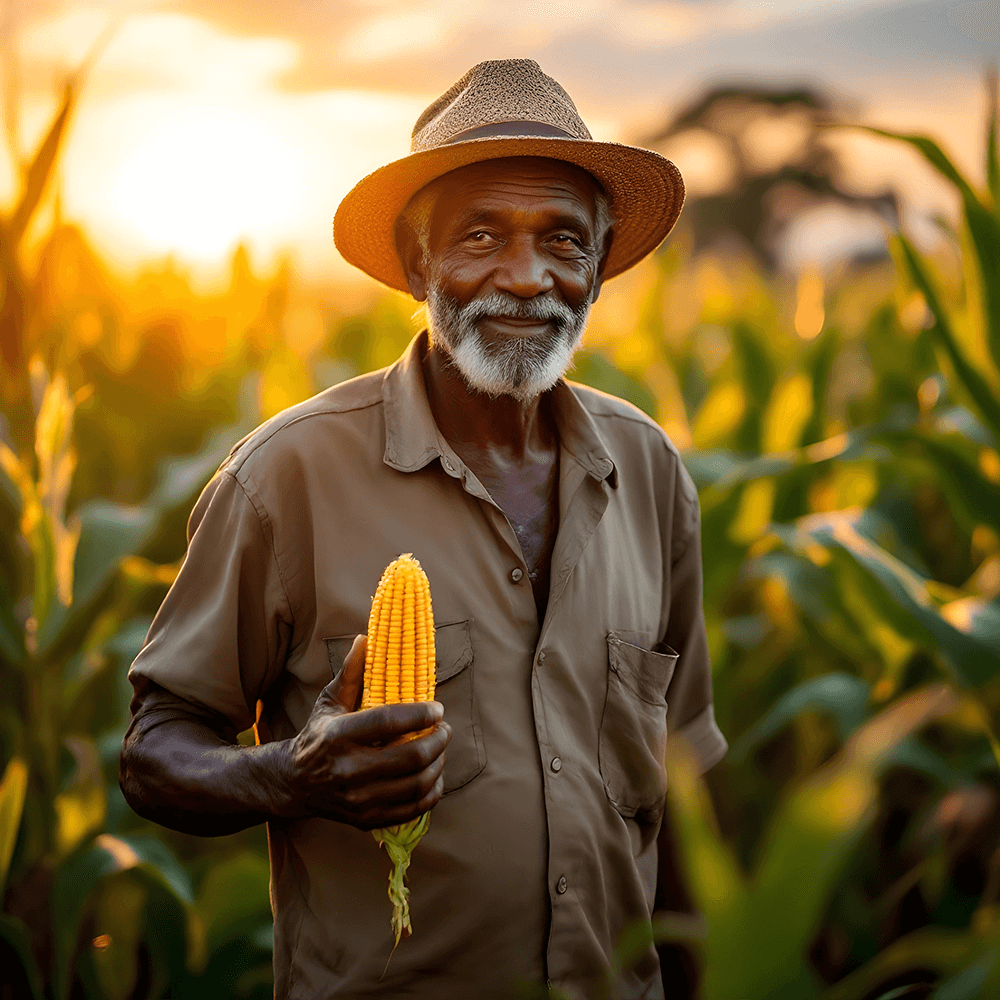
411,59,593,153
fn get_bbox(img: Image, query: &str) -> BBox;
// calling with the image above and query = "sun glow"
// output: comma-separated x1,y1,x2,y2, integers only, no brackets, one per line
107,112,304,264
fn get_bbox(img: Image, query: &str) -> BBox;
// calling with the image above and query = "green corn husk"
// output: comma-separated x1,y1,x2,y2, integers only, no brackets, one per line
373,811,431,947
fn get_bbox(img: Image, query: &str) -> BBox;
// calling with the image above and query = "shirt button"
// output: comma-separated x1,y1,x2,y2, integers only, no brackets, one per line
537,651,546,663
510,567,523,583
550,757,562,773
442,457,455,472
556,876,568,894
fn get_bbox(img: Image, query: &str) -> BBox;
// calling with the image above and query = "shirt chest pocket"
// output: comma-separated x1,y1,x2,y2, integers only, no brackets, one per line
599,632,678,823
324,618,485,795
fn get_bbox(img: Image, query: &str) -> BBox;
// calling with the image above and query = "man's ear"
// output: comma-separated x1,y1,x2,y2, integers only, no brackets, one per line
590,227,613,305
395,219,428,302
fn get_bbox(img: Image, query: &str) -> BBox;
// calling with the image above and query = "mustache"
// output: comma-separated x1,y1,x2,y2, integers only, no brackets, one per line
455,292,581,328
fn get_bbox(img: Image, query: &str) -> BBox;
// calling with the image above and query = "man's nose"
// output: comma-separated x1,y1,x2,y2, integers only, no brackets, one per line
491,236,555,298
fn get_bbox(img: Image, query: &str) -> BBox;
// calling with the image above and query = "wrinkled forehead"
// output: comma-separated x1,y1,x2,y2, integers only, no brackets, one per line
420,156,605,218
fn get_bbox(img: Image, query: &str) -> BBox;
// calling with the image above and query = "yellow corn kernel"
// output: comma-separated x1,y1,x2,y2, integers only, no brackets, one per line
361,553,438,949
425,575,435,702
414,573,428,702
363,576,388,709
385,566,405,704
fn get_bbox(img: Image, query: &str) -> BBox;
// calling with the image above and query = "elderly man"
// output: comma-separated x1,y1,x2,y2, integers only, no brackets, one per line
120,59,727,1000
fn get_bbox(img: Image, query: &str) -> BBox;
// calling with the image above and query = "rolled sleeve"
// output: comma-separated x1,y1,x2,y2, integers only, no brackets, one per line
661,464,727,774
127,470,293,733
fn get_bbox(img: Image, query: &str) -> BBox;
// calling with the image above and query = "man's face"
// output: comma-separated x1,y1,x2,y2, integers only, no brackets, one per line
415,157,608,402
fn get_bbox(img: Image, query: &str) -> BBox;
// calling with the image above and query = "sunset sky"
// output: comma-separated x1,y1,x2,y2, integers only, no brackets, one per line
0,0,993,282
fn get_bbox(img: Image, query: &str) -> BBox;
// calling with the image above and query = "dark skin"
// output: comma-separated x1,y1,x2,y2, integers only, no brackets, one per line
119,155,700,995
398,157,609,614
399,158,701,995
120,634,451,835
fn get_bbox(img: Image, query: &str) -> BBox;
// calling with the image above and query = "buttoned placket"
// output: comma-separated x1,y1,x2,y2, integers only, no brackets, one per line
436,440,534,588
385,340,622,986
531,452,612,984
436,431,615,984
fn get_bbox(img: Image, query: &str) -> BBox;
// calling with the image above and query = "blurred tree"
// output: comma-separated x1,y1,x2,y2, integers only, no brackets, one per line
642,85,898,272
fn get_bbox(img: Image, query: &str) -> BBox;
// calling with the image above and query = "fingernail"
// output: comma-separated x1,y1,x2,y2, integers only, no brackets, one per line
431,701,444,720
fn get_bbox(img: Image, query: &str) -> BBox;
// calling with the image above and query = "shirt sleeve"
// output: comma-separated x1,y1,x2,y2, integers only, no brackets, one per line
661,461,727,774
127,469,294,734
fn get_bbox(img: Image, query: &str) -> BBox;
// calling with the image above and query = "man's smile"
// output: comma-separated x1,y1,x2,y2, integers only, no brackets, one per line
479,316,555,337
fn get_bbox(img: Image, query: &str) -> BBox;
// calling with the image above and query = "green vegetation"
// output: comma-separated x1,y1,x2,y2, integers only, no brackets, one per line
2,76,999,1000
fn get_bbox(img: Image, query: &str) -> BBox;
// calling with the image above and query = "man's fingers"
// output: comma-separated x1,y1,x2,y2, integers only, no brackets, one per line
320,634,366,713
357,772,446,830
350,749,446,813
342,701,445,746
338,634,367,711
334,718,450,785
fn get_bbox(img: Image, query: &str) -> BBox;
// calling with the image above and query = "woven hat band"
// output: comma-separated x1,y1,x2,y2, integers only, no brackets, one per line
442,122,576,145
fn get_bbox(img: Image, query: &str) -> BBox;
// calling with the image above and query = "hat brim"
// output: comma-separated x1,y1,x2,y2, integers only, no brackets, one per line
333,136,684,293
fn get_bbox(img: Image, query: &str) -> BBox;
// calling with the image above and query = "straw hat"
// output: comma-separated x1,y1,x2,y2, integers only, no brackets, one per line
333,59,685,293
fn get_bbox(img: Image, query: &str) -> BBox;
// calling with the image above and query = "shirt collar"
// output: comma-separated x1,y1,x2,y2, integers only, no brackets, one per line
382,330,618,488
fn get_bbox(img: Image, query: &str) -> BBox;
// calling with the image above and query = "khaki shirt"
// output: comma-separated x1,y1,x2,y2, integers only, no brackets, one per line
127,329,727,1000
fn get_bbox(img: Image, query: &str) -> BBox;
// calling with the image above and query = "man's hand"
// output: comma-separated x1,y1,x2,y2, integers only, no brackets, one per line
120,634,450,837
277,635,452,830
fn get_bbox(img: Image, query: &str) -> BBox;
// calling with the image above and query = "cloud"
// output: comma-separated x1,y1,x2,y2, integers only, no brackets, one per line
20,10,299,94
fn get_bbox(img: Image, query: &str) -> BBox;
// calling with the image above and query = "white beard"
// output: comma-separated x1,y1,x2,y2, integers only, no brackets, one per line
425,286,591,403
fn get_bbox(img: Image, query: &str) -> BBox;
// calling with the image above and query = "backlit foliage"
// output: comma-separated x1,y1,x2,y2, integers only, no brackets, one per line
2,78,999,1000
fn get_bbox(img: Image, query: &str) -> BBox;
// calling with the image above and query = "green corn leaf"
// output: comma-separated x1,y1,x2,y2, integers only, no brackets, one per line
71,502,159,610
30,512,57,632
932,949,998,999
88,875,147,1000
685,411,915,498
729,673,871,762
0,445,20,517
34,373,80,611
789,512,1000,689
860,127,980,209
896,235,1000,439
964,204,1000,376
732,321,778,452
37,500,159,652
0,757,28,892
884,737,967,789
988,77,1000,209
0,571,26,667
887,430,1000,535
7,80,75,250
862,125,1000,380
5,12,117,248
51,832,193,1000
118,834,194,906
147,424,245,510
195,851,272,957
800,328,839,446
674,686,958,1000
821,927,979,1000
0,441,57,629
0,914,45,1000
743,686,957,1000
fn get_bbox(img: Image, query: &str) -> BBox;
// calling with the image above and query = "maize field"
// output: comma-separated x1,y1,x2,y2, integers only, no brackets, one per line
1,70,999,1000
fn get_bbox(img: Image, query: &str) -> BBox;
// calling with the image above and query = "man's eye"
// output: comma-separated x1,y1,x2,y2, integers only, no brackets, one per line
552,234,583,249
467,231,494,242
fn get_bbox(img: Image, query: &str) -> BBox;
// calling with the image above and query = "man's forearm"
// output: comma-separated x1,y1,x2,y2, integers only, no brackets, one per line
119,717,293,837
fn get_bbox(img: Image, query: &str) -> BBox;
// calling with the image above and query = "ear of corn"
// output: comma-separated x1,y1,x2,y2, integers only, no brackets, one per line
362,553,436,949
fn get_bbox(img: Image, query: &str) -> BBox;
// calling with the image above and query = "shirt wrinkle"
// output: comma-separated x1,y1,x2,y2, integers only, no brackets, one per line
226,391,385,475
225,470,297,636
127,328,726,1000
